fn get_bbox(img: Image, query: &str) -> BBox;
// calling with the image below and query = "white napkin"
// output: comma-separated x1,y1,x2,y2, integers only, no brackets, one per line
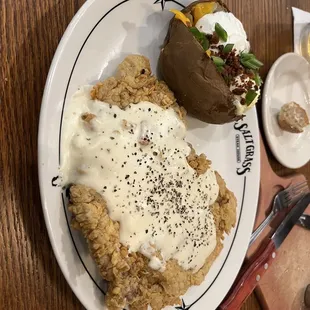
292,7,310,54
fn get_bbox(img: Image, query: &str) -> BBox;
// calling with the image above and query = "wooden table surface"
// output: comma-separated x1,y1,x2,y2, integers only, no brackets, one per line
1,0,310,309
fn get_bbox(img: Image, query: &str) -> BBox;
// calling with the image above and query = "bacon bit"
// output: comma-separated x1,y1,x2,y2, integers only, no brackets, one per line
247,69,255,79
122,119,136,130
138,121,151,145
213,49,259,92
232,88,246,95
210,32,219,45
139,138,150,146
248,80,254,88
81,113,96,123
81,113,96,131
206,34,213,41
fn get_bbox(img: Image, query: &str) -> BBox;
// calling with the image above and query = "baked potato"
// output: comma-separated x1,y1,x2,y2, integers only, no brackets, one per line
159,0,263,124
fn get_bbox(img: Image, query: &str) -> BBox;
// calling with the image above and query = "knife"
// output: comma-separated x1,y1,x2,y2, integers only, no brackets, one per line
219,192,310,310
298,214,310,230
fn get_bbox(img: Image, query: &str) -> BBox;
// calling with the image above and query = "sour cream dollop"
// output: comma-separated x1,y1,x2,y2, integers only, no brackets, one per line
195,11,250,53
61,86,220,273
230,75,261,115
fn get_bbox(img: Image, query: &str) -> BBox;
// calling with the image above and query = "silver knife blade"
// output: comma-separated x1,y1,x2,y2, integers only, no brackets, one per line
298,214,310,230
272,193,310,249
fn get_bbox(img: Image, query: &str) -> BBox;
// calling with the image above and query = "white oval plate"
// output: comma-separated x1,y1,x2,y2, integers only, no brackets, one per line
262,52,310,169
38,1,260,309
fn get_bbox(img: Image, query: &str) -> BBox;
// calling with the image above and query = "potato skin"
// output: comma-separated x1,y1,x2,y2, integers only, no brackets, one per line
159,0,243,124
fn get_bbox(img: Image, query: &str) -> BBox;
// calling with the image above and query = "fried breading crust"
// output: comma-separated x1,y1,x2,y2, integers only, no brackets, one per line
68,55,237,310
69,172,236,310
90,55,186,121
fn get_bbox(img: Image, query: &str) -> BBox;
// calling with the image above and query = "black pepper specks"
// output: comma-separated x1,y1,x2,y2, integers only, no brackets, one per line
75,103,217,271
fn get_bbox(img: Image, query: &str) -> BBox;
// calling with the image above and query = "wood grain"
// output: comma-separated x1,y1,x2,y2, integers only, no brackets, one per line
0,0,310,309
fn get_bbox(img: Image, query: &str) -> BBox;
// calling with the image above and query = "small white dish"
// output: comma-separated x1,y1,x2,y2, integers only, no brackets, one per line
262,52,310,169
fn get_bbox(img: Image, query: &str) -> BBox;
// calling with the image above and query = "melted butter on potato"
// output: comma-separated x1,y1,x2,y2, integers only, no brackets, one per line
192,2,217,24
170,9,192,27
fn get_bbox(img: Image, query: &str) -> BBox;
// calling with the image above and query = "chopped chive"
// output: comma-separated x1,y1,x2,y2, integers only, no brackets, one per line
245,90,258,105
253,71,262,86
189,27,209,50
249,58,264,67
215,22,228,42
240,52,263,70
200,35,208,50
241,60,259,70
216,65,224,73
189,27,201,37
212,56,225,66
203,37,210,50
223,43,234,53
240,53,255,61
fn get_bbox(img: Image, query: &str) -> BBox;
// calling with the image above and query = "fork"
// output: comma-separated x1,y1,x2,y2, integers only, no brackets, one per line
249,181,308,246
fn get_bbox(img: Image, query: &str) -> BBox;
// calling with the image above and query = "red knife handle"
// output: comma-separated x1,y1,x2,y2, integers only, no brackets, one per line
219,240,276,310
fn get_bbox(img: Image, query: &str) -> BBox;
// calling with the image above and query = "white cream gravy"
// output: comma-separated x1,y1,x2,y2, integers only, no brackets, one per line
61,86,219,272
